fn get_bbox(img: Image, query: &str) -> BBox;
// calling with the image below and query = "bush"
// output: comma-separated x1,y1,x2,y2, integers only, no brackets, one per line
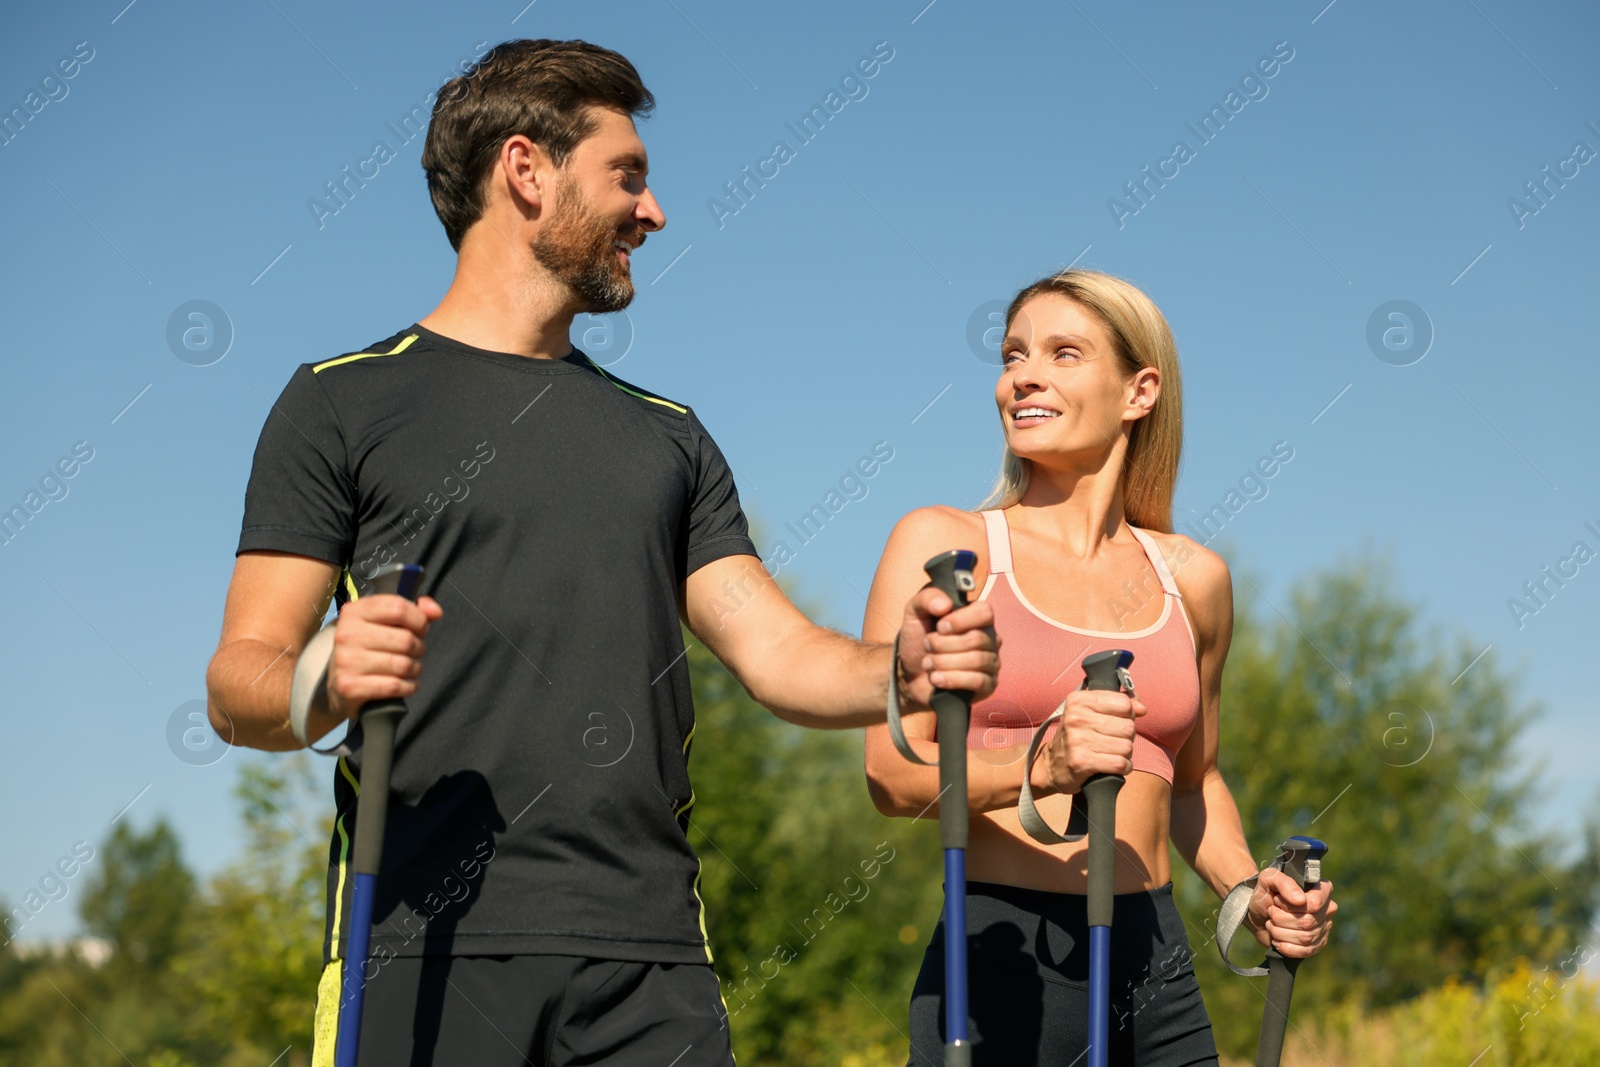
1238,963,1600,1067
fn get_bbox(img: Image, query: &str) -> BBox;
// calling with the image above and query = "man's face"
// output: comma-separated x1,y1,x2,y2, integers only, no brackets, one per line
533,107,664,314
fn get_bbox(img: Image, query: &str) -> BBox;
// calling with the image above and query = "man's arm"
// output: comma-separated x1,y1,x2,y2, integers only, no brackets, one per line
206,551,442,750
682,548,997,730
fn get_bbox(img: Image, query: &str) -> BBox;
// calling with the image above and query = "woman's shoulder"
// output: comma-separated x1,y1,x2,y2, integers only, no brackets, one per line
881,506,992,579
890,504,986,540
1137,528,1231,603
1137,527,1233,643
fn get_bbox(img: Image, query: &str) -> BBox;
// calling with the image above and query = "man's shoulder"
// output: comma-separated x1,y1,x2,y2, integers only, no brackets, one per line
577,355,693,421
303,327,427,377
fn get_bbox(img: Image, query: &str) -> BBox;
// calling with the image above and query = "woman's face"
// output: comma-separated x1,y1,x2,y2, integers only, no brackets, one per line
994,293,1148,467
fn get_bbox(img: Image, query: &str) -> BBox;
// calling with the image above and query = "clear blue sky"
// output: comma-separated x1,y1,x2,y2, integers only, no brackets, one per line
3,0,1596,943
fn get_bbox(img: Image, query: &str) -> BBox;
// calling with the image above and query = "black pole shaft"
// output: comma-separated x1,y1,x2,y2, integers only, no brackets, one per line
1081,775,1123,928
1255,957,1301,1066
1255,848,1312,1067
349,706,403,877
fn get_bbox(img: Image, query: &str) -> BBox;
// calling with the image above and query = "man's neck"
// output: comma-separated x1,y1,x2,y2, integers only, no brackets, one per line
419,240,578,360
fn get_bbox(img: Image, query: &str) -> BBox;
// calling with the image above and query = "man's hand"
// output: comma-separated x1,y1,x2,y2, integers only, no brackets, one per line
894,584,999,708
1246,866,1337,959
325,594,445,721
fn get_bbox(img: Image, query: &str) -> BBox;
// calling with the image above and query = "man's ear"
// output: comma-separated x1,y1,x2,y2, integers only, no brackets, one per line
498,134,551,219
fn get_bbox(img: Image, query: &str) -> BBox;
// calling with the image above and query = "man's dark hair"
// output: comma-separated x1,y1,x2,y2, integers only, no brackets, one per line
422,39,654,251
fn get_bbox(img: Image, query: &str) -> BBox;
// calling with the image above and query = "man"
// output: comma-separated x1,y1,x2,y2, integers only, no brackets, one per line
205,38,997,1066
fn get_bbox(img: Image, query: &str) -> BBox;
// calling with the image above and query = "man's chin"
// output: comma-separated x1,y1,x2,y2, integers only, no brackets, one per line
581,287,634,315
577,270,635,314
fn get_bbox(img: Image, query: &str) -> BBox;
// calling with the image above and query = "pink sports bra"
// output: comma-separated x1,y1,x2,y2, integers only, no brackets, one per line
966,509,1201,784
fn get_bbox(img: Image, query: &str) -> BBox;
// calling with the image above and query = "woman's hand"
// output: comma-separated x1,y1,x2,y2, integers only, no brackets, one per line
1037,687,1147,795
1246,866,1337,958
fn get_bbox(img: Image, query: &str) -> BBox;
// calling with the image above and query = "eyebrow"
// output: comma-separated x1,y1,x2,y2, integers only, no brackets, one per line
1002,332,1097,351
612,151,649,176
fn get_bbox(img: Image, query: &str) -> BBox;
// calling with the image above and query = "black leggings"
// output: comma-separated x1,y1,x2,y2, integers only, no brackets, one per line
907,881,1218,1067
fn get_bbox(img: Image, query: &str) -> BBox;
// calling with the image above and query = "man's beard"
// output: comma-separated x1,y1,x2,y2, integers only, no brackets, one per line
533,179,640,314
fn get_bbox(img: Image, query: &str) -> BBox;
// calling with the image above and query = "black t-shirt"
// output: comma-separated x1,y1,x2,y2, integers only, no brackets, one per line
237,324,758,964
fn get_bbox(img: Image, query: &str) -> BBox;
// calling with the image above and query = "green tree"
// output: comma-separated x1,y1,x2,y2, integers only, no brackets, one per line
0,758,326,1067
174,757,327,1066
80,820,195,977
1176,552,1599,1058
688,632,944,1066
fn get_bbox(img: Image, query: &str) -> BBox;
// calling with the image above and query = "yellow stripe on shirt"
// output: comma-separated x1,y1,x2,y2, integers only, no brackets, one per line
313,333,419,374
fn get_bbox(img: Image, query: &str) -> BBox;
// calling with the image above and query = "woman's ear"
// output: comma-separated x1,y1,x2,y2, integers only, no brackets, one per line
1127,366,1161,418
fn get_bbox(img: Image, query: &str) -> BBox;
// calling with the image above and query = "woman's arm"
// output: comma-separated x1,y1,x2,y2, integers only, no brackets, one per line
1168,538,1336,958
863,507,1048,817
1169,543,1258,894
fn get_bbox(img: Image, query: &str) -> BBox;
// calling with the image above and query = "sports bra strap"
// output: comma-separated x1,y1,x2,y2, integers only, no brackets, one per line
981,509,1013,573
984,510,1177,596
1129,527,1182,598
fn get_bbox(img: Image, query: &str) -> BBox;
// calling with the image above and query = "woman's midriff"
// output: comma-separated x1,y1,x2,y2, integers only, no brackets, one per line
966,769,1173,894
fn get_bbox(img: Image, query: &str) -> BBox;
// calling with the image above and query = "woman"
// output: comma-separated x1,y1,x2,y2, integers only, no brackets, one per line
863,269,1337,1065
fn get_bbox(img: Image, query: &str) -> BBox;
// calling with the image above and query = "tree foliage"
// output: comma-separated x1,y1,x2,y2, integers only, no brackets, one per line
1177,553,1599,1058
0,757,327,1067
687,634,945,1066
0,554,1593,1066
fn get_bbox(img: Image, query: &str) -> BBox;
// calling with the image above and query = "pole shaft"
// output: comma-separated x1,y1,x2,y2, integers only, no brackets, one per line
349,708,401,876
1084,773,1121,1067
1254,956,1300,1067
936,682,971,1065
333,562,422,1067
1087,926,1111,1064
1078,650,1129,1067
943,849,968,1045
921,551,977,1067
1254,841,1324,1067
334,873,377,1067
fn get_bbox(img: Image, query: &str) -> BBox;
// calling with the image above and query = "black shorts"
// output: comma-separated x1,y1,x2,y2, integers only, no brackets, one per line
907,881,1218,1067
315,954,736,1066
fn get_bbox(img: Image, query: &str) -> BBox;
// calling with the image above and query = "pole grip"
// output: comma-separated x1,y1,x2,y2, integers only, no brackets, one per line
921,550,977,851
1064,650,1132,867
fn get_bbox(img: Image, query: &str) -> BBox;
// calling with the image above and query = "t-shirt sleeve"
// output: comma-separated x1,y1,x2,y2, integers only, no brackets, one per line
683,408,758,575
236,365,357,565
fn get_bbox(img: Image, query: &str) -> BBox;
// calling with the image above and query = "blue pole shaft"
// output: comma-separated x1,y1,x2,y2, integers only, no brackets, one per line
944,848,968,1048
1087,924,1110,1067
334,872,378,1067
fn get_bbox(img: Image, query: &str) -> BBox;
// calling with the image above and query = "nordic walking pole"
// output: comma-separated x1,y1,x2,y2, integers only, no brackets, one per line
1254,836,1329,1067
334,561,426,1067
921,549,980,1067
1068,649,1134,1067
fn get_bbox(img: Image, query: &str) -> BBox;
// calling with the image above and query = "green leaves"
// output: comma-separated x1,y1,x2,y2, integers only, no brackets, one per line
687,635,942,1066
0,756,327,1067
1180,553,1599,1058
2,552,1591,1067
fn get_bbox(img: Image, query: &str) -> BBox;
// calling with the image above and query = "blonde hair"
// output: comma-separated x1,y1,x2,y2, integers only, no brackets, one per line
978,269,1183,533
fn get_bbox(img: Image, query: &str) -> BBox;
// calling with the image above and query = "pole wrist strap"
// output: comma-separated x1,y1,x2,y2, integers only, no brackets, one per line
1017,666,1137,845
1017,704,1067,843
1216,850,1297,978
289,624,353,756
886,633,936,765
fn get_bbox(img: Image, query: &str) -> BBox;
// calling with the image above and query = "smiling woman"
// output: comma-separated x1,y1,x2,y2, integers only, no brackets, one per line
863,269,1338,1066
